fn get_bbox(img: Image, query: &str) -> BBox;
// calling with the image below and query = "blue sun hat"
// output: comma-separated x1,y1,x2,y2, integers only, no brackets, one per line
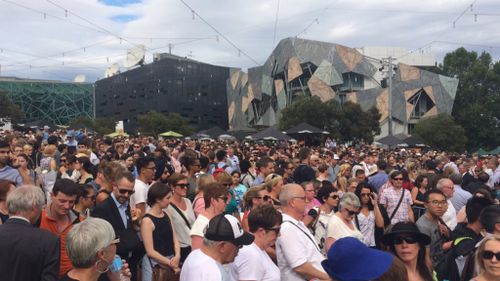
321,237,394,281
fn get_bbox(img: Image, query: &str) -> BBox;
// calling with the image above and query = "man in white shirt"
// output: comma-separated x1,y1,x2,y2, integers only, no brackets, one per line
486,157,499,189
130,157,155,217
276,184,331,281
436,178,457,230
181,214,254,281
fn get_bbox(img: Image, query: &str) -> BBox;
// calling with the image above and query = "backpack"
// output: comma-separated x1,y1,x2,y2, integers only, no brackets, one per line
435,236,475,281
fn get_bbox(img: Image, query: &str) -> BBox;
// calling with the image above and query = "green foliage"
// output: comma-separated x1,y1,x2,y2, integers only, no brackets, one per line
278,96,381,143
0,90,24,123
440,47,500,151
413,113,467,152
69,116,115,135
137,110,193,137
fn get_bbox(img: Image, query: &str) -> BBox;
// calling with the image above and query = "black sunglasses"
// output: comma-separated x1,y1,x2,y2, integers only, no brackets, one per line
394,236,419,245
255,195,271,201
176,183,190,189
346,209,359,216
482,250,500,260
329,195,339,200
118,188,135,195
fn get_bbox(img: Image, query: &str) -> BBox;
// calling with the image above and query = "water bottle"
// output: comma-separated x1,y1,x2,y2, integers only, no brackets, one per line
109,255,130,281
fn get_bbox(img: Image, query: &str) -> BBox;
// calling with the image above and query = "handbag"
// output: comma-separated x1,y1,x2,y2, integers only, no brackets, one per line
384,188,405,234
149,258,179,281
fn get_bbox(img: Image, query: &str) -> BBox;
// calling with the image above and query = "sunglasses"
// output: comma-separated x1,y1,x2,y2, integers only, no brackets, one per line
361,193,371,197
482,250,500,260
346,209,359,216
394,236,419,245
176,183,189,189
329,195,339,200
392,177,404,181
118,188,135,195
265,226,281,234
217,196,229,202
255,195,271,201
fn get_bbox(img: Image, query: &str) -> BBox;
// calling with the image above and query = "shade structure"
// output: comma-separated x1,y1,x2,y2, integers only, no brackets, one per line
106,131,129,138
197,126,227,139
285,122,329,135
475,148,489,156
403,135,427,147
249,127,294,141
159,131,183,138
218,134,235,141
487,146,500,155
377,135,406,147
228,129,257,140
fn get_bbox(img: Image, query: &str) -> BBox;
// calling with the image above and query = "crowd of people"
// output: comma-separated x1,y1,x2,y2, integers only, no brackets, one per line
0,127,499,281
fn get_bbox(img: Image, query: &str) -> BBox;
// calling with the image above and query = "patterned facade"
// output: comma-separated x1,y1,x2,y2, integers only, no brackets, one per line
227,37,458,137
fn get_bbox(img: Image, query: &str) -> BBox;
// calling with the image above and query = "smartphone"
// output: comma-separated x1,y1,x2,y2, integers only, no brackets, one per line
109,255,123,273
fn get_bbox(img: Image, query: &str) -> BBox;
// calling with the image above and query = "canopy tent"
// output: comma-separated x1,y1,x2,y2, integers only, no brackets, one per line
285,122,329,135
159,131,183,138
249,127,294,141
227,129,257,140
403,135,427,147
475,148,489,156
197,126,227,139
218,134,236,141
487,146,500,155
106,131,129,138
376,135,406,147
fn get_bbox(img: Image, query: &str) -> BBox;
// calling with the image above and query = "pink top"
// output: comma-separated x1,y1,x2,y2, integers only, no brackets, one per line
192,194,205,217
305,198,321,214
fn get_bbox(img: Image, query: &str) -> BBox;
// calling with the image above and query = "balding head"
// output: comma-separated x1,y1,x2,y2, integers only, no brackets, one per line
436,178,454,198
280,184,306,218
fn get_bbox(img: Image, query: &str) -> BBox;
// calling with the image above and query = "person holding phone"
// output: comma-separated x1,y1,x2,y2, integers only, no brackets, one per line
354,182,387,248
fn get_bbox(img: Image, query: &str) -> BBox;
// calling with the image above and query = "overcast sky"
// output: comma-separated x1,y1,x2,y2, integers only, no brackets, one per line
1,0,499,82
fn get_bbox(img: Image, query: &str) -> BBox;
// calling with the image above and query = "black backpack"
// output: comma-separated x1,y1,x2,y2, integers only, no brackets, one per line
435,236,475,281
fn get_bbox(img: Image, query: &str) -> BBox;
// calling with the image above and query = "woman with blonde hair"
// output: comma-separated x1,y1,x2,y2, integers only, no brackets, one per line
241,185,272,232
472,235,500,281
39,144,58,200
264,173,283,207
336,163,352,193
192,173,215,217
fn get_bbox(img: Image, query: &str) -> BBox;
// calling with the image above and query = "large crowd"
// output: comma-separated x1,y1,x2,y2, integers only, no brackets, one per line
0,127,498,281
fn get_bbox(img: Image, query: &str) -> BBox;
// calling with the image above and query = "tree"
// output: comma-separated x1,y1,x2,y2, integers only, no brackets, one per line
413,113,467,152
0,90,24,124
137,110,193,137
278,96,381,143
439,48,500,151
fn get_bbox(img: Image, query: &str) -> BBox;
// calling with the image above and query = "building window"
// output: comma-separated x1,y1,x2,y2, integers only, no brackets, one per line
408,89,435,119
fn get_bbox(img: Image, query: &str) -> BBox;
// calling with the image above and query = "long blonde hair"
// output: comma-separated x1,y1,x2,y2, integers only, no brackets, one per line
195,174,215,194
475,234,500,274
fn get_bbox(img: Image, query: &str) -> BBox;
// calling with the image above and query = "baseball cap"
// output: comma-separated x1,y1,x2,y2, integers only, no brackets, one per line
205,214,254,246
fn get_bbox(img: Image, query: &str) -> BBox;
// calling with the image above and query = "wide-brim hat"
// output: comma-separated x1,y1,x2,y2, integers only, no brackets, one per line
381,222,431,246
321,237,393,281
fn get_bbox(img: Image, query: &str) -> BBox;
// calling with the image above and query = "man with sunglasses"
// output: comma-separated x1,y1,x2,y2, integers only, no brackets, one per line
130,157,156,219
92,170,144,281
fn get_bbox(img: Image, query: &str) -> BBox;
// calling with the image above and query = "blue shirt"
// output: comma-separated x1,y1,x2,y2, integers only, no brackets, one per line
110,193,129,228
369,171,389,193
0,166,23,186
449,185,472,212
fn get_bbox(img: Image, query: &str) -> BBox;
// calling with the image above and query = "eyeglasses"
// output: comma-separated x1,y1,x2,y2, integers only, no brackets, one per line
292,196,306,201
429,200,448,206
255,195,271,201
361,193,371,197
392,177,404,181
118,188,135,195
217,196,229,202
60,159,67,163
265,226,281,234
393,236,419,245
110,236,120,245
345,209,359,216
176,183,189,189
329,195,339,200
482,250,500,260
133,145,140,148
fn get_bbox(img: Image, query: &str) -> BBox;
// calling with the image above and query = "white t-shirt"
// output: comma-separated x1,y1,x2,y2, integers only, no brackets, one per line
189,214,210,238
180,249,233,281
230,243,280,281
276,214,326,281
326,214,363,242
165,198,196,248
130,179,149,208
313,208,335,255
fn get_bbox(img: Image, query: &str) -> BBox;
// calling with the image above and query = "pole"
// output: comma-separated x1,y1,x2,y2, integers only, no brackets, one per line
387,56,395,136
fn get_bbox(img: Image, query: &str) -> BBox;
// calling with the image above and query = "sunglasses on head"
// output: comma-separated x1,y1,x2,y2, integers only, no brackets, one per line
118,188,135,195
482,250,500,260
394,236,419,245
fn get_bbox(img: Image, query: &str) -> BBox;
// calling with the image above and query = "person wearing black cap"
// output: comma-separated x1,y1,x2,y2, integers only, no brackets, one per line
382,222,433,281
180,214,254,281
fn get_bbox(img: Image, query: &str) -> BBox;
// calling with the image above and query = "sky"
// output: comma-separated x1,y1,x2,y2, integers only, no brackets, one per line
1,0,499,82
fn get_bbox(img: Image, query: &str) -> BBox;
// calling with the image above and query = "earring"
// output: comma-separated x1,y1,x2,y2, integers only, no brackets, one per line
95,259,110,274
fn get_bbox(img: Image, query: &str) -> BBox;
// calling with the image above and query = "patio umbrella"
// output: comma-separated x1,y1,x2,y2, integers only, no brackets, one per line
159,131,183,138
106,131,129,138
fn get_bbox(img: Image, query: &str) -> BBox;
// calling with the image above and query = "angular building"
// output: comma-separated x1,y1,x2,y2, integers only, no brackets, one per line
95,53,231,132
227,37,458,137
0,77,94,125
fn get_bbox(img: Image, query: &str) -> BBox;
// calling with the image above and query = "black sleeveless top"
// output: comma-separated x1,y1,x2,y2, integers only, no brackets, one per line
144,213,175,257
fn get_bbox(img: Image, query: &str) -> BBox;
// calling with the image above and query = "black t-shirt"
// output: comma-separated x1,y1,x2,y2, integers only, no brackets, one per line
59,272,79,281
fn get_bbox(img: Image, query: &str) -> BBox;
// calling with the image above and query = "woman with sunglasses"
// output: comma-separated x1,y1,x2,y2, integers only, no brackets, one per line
264,173,284,207
354,182,387,248
311,182,339,254
472,235,500,281
325,192,363,252
231,205,282,281
381,222,433,281
165,173,195,263
141,182,181,281
241,186,272,232
190,182,229,251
